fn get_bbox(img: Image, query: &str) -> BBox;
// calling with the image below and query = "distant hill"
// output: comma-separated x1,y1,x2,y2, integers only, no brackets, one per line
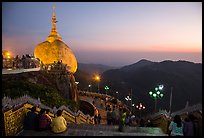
121,59,155,72
75,63,116,91
100,59,202,114
77,63,116,74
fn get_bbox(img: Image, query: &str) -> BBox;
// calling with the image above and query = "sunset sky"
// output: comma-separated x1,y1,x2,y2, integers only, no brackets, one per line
2,2,202,67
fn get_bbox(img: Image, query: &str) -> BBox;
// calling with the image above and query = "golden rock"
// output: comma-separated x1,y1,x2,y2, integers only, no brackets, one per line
34,5,77,73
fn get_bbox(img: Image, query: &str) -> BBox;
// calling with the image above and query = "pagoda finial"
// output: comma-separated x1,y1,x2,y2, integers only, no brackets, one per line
51,3,57,31
46,3,62,43
53,3,56,13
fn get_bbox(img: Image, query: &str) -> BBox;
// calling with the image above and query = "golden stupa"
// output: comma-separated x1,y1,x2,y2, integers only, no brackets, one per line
34,4,77,73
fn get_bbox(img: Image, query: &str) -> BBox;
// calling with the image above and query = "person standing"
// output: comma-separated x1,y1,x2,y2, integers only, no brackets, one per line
139,118,145,127
183,116,194,136
94,114,98,125
111,108,117,125
107,108,112,125
188,114,199,136
168,115,184,136
98,113,101,124
118,108,127,132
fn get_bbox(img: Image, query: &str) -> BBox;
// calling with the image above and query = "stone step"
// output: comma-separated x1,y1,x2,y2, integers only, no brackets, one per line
18,125,168,136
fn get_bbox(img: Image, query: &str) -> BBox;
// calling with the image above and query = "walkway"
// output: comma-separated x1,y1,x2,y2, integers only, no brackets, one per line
2,68,40,75
17,124,168,136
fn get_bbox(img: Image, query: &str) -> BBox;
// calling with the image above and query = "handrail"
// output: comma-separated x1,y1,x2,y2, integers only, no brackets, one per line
2,94,94,120
3,102,94,136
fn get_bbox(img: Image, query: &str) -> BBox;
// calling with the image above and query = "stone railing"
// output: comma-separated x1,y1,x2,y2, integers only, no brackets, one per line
151,114,170,134
144,103,202,120
2,95,94,136
143,104,202,134
144,110,170,120
171,103,202,117
78,90,112,99
2,95,52,112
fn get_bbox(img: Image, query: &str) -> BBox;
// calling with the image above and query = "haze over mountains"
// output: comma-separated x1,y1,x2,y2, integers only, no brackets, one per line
78,63,116,74
76,59,202,114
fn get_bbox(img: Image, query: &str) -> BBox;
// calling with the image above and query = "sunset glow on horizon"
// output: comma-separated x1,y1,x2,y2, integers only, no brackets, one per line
2,2,202,66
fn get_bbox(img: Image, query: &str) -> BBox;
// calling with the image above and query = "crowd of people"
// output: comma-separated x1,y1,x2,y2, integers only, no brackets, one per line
168,114,201,136
102,103,202,136
2,54,70,72
24,106,67,134
104,104,152,132
40,60,70,72
2,54,40,69
23,106,201,135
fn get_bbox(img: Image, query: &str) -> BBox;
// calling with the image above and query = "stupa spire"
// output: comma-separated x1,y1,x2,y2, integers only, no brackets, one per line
46,3,62,43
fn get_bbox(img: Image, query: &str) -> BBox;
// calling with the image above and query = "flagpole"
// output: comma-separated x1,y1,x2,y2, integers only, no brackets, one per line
131,89,132,114
169,87,173,116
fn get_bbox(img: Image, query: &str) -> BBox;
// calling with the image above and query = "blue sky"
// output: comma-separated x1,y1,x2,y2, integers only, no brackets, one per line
2,2,202,66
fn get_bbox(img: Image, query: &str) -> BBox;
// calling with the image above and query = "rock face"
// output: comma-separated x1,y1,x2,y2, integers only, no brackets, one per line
55,73,71,99
2,71,72,100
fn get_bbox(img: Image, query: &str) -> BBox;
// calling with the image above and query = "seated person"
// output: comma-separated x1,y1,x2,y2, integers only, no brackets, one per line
24,106,38,130
45,109,52,122
38,109,52,130
51,110,67,133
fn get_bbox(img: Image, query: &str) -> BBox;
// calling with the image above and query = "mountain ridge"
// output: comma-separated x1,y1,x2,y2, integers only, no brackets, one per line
99,59,202,114
77,63,116,74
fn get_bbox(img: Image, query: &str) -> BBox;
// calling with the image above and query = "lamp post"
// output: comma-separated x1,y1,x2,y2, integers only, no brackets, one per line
149,84,164,113
95,75,100,93
169,87,173,116
88,84,92,92
104,86,109,95
135,103,146,118
125,95,132,113
116,91,119,100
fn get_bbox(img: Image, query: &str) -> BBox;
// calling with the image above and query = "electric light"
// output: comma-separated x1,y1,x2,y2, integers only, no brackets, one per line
95,75,100,81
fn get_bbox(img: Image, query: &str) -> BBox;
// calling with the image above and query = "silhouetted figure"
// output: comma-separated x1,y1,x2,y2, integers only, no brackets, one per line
15,55,20,68
35,106,45,130
24,106,38,130
168,115,184,136
98,113,101,124
107,108,112,125
111,108,117,125
183,116,194,136
139,118,145,127
22,55,26,69
189,114,199,136
94,114,98,125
